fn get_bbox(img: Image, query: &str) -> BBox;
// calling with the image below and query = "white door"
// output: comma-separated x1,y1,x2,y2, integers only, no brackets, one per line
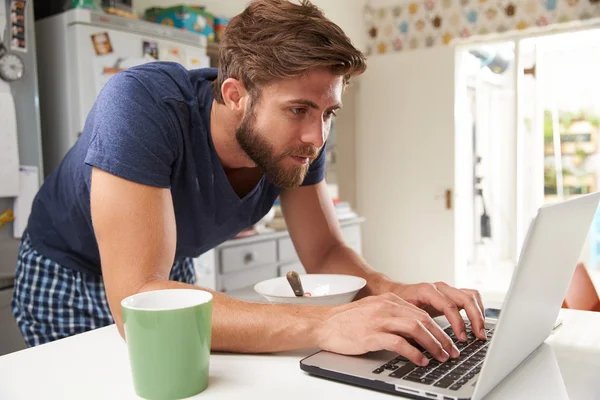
356,46,457,285
70,24,210,137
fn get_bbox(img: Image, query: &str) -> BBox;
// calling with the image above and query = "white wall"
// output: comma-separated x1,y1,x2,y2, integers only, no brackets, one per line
355,46,457,285
133,0,366,52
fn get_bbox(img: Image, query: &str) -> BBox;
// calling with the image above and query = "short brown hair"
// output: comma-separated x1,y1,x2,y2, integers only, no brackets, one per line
212,0,367,104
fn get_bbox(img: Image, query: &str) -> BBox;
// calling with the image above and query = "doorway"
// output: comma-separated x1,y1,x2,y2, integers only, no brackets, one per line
455,26,600,294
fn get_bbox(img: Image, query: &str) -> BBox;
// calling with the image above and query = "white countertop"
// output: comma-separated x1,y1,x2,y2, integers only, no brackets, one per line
1,308,600,400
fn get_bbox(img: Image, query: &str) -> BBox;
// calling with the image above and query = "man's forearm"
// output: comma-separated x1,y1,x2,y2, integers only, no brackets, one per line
136,279,330,353
313,243,393,298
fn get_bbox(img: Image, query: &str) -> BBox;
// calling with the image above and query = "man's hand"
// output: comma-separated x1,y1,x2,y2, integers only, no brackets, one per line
387,281,487,342
314,293,461,366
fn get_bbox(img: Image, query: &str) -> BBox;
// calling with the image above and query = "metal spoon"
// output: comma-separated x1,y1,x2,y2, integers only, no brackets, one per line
286,270,305,297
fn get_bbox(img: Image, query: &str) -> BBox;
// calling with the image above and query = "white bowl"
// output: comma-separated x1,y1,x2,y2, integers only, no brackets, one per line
254,274,367,306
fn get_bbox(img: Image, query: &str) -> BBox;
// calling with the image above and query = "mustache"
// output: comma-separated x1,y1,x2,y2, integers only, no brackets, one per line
282,145,320,160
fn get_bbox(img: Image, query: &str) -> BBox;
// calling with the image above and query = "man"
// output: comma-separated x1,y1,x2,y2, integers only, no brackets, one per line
12,0,486,367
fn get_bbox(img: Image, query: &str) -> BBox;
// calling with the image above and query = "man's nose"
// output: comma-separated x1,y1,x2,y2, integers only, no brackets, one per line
300,120,326,149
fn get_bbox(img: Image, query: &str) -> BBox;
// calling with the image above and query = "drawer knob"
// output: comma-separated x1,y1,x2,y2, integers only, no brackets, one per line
243,252,256,263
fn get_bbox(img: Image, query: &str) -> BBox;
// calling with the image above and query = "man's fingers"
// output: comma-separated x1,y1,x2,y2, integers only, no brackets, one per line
420,284,468,342
416,313,461,358
375,333,429,366
438,284,486,340
381,318,450,363
463,289,486,321
374,293,459,358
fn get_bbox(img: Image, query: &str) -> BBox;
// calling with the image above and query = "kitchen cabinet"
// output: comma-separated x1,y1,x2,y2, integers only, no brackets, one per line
197,217,364,293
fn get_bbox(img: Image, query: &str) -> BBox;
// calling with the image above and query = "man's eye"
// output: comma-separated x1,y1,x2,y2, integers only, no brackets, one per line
291,108,307,115
325,110,337,119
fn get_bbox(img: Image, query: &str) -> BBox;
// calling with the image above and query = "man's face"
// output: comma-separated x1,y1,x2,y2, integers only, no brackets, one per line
235,69,343,189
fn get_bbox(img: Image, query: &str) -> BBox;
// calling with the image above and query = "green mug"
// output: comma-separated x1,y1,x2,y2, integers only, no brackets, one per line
121,289,213,400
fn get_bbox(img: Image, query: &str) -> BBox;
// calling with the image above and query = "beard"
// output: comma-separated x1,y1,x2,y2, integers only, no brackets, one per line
235,109,320,189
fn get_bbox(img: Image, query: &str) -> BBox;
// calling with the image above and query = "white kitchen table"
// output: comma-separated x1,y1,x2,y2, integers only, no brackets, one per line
1,308,600,400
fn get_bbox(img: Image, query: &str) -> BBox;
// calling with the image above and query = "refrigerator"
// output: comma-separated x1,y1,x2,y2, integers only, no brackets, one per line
0,0,43,355
35,8,211,176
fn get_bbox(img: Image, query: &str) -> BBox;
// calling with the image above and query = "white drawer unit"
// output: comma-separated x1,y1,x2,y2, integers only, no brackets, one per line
219,241,277,274
210,217,364,293
220,264,279,292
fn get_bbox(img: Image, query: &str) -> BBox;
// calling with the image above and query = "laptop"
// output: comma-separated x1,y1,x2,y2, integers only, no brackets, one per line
300,192,600,400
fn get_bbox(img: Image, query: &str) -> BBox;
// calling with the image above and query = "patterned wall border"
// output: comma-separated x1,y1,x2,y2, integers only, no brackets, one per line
365,0,600,55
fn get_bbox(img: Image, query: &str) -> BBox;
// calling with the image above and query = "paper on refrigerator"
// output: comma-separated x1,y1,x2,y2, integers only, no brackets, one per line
13,165,39,238
0,93,20,197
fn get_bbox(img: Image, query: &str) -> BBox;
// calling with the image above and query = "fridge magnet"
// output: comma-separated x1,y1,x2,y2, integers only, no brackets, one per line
186,55,206,69
159,46,185,65
10,0,25,12
91,32,113,56
10,0,27,52
187,57,201,67
143,41,159,60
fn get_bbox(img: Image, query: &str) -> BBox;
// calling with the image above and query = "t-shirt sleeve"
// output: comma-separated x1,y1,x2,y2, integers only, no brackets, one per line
84,72,177,188
300,141,327,186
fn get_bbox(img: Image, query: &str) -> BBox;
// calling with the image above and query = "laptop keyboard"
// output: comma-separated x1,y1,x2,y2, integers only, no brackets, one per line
372,322,495,391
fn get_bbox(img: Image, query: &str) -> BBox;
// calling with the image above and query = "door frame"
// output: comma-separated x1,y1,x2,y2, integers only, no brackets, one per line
451,18,600,291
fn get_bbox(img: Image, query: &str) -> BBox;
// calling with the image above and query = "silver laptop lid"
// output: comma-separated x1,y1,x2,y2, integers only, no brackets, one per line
472,192,600,399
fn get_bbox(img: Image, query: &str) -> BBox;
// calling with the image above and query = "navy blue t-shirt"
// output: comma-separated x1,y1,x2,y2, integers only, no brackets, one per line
26,63,326,276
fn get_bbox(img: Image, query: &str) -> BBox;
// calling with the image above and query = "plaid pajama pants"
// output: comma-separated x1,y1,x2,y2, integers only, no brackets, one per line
11,233,196,347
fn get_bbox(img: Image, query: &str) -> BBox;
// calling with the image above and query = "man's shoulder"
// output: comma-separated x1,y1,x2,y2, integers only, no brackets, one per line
118,63,217,101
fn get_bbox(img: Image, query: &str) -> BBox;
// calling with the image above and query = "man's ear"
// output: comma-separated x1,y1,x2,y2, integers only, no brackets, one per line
221,78,249,113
